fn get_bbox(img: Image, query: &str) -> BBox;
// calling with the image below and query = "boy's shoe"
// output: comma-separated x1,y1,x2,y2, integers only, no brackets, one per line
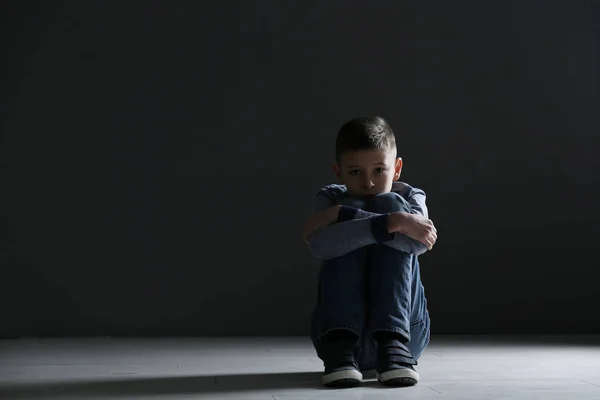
376,338,419,386
322,340,362,387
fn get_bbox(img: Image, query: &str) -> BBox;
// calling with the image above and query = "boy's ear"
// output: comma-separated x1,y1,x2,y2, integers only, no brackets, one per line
333,163,343,182
394,157,403,180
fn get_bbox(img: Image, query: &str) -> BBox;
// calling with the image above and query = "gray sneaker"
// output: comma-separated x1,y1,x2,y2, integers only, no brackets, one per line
376,339,419,386
322,340,363,387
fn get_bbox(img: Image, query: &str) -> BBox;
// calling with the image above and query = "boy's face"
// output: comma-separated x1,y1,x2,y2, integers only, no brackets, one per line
333,148,403,198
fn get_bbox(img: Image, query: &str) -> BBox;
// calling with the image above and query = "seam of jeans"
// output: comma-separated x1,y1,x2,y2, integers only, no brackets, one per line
421,331,431,354
371,326,410,341
322,324,360,337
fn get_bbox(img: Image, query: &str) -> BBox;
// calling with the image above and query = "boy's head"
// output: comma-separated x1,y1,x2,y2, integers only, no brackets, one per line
333,116,402,198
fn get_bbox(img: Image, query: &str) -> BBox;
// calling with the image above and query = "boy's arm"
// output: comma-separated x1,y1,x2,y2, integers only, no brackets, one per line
302,185,434,259
300,205,342,243
306,212,394,260
383,185,430,253
402,186,428,218
302,190,394,260
338,207,429,255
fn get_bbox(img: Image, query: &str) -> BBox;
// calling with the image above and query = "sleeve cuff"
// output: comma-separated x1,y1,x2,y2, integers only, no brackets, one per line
337,205,359,222
371,214,394,243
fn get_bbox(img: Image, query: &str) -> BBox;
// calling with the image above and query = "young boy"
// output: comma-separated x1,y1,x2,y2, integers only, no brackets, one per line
301,116,437,388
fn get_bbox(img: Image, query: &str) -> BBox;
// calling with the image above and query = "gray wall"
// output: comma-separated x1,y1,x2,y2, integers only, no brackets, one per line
1,1,599,337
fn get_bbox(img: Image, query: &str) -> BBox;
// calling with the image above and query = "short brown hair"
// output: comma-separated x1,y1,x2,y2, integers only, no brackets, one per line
335,116,396,163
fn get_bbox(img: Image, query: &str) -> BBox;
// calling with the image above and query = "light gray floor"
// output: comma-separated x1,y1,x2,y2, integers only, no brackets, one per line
1,336,599,399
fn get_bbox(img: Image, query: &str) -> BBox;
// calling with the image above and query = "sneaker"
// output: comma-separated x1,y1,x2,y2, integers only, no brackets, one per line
322,340,363,387
376,339,419,386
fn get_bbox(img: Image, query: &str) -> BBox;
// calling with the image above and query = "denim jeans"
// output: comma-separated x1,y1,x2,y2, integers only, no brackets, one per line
310,192,431,371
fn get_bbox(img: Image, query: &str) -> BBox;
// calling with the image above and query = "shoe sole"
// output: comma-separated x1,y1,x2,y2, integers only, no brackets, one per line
377,368,419,387
323,369,363,387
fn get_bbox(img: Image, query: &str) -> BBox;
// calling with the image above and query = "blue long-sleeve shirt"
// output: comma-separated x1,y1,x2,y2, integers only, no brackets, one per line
306,181,429,259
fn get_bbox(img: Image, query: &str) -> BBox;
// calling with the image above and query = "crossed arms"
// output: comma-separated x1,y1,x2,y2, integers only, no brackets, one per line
301,187,438,260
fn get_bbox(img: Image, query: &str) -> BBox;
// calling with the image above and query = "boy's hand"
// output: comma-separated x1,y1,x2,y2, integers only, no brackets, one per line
388,212,438,250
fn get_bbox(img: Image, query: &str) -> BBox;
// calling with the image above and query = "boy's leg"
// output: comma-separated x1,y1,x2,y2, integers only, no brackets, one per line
361,192,431,385
310,195,369,337
310,247,368,341
310,248,367,387
355,313,430,372
310,196,370,387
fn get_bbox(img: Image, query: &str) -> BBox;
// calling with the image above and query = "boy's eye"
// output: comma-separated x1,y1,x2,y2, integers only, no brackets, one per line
375,167,385,174
348,170,361,176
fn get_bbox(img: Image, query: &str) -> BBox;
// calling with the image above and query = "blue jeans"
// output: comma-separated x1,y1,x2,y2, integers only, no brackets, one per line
310,192,431,371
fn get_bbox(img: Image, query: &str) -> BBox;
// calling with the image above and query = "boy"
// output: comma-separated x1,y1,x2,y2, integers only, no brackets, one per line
301,116,437,388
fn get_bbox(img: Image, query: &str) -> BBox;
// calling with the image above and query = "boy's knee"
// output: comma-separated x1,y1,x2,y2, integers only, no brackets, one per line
367,192,411,213
339,196,368,210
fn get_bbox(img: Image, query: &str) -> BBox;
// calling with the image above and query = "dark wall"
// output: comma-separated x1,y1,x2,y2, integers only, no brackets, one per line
1,1,598,337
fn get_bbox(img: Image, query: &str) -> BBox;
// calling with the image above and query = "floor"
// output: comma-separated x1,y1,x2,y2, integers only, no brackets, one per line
1,336,599,399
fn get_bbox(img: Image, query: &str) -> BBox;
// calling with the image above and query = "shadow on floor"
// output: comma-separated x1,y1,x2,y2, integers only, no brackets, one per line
0,371,383,398
433,335,600,347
